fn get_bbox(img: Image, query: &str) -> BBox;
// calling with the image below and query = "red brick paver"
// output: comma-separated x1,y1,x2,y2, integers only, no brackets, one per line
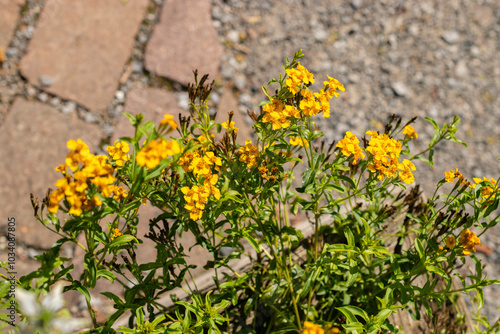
0,99,101,249
145,0,223,86
0,0,23,50
20,0,149,111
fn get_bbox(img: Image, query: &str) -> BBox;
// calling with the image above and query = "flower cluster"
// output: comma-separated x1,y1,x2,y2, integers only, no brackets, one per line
458,228,481,256
106,140,130,167
222,120,239,133
262,62,344,130
290,136,309,148
301,321,324,334
262,99,300,130
444,168,469,185
159,114,178,133
472,177,498,202
337,131,365,164
365,131,415,184
285,62,314,94
179,149,222,220
111,228,122,240
445,235,456,249
136,138,181,169
402,125,418,139
48,139,126,216
238,140,260,168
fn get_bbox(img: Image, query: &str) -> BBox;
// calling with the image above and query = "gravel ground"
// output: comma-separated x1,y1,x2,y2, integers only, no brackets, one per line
1,0,499,326
210,0,500,324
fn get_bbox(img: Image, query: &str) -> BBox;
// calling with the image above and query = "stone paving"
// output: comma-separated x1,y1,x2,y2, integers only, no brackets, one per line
0,0,250,325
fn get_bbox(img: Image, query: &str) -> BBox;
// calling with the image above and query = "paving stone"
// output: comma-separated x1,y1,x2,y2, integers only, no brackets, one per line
145,0,223,86
19,0,149,111
0,99,101,249
112,87,191,142
215,87,253,145
0,0,24,49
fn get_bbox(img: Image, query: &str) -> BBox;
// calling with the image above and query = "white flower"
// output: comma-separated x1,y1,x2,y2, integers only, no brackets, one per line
16,284,90,334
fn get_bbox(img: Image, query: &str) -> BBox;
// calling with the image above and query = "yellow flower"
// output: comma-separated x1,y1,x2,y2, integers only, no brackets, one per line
301,321,324,334
136,139,181,169
366,131,402,181
285,62,314,94
445,235,456,249
65,139,91,171
337,131,365,164
458,228,480,256
323,75,345,98
238,140,260,168
472,177,498,202
290,136,309,148
111,228,122,240
444,170,457,183
55,164,67,174
402,125,418,139
222,120,239,133
107,141,130,166
160,114,178,131
262,99,291,130
397,159,416,184
300,89,322,117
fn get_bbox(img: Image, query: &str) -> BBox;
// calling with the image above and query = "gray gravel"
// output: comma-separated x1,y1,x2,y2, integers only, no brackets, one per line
211,0,500,323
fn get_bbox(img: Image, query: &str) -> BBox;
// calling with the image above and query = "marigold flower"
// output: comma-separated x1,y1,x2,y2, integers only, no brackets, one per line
458,228,480,256
472,177,498,202
111,228,122,240
238,140,260,168
107,141,130,166
222,120,239,133
402,125,418,139
397,159,416,184
300,89,322,117
337,131,365,164
136,139,181,169
323,75,345,98
262,99,292,130
290,136,309,148
160,114,178,131
65,139,91,171
301,321,324,334
285,62,314,94
445,235,456,249
366,131,402,181
55,164,67,174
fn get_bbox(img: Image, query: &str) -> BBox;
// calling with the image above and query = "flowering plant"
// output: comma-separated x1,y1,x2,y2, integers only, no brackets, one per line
2,50,500,333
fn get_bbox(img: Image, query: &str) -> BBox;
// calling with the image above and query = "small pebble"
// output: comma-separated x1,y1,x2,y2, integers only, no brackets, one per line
115,90,125,101
62,101,76,114
441,30,460,44
391,82,410,97
38,75,54,87
131,61,143,74
38,92,48,102
49,97,60,107
351,0,363,9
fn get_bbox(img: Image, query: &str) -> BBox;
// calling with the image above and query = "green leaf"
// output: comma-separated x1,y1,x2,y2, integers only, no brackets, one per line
97,269,116,282
373,309,394,325
337,305,369,322
415,238,425,260
109,235,139,248
336,175,356,189
344,227,355,247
